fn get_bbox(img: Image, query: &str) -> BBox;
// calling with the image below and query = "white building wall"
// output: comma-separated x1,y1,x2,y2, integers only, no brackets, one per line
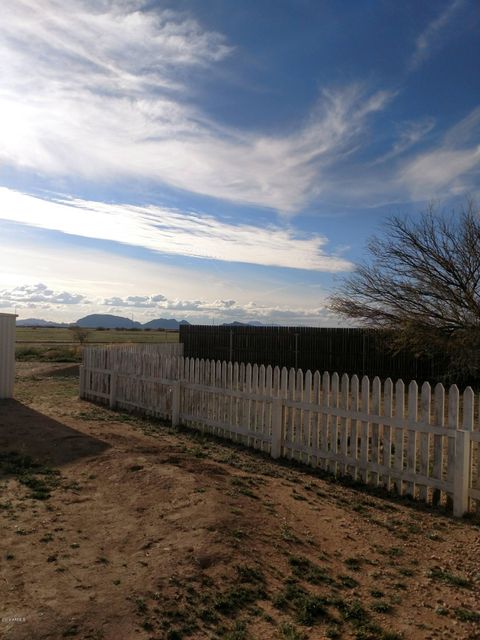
0,313,16,399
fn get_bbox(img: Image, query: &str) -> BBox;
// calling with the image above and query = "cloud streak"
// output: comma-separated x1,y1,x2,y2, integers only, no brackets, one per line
0,1,477,219
0,188,352,272
409,0,464,71
0,1,393,212
370,119,435,166
317,106,480,206
399,108,480,198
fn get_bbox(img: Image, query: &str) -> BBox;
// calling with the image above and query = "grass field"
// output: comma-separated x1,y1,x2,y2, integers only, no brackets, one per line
15,327,179,362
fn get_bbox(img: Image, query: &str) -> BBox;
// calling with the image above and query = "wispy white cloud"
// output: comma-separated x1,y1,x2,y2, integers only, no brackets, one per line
443,106,480,147
401,148,480,197
316,106,480,206
0,0,476,221
0,1,393,212
399,107,480,198
409,0,464,71
370,118,435,165
0,187,352,271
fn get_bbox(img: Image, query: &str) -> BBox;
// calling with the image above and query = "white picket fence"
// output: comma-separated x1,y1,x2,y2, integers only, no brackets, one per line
80,346,480,516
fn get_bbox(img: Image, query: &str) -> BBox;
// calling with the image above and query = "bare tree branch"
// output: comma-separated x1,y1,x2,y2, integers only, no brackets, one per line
329,201,480,380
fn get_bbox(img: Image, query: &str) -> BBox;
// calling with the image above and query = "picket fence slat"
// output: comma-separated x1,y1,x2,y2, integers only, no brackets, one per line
330,372,339,476
311,371,321,468
371,377,381,487
339,373,349,476
419,382,431,501
447,385,459,505
321,372,330,472
295,369,304,462
350,375,359,480
383,378,393,490
80,346,480,516
360,376,369,483
407,381,418,497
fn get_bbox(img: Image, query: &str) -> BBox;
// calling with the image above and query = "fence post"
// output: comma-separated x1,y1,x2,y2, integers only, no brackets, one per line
172,381,182,428
109,371,117,409
271,398,283,459
453,429,470,517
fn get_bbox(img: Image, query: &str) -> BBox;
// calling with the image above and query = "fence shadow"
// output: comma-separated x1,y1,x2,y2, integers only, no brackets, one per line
0,399,109,473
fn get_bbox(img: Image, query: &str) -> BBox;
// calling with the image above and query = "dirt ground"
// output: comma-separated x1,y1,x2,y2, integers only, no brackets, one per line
0,363,479,640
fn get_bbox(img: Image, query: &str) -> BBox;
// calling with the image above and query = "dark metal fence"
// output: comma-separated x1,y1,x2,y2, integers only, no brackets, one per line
179,325,445,384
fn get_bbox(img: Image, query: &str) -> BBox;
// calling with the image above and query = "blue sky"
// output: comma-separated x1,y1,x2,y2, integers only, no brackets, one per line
0,0,479,325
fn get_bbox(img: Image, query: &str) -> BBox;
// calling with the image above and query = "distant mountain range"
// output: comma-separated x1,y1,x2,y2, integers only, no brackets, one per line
16,314,192,330
16,314,269,329
16,318,71,328
222,321,268,326
143,318,191,330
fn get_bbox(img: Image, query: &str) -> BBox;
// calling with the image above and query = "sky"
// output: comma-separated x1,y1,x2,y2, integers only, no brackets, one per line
1,0,479,325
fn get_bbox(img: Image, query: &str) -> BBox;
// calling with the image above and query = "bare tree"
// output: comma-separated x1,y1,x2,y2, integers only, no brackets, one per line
69,325,90,346
329,201,480,380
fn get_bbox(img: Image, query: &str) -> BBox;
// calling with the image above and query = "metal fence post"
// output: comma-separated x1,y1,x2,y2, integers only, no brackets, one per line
271,398,283,459
453,429,470,517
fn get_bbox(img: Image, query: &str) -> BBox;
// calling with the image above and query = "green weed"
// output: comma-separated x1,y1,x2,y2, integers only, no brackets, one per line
278,622,307,640
288,555,334,585
236,565,265,584
427,567,472,589
454,608,480,622
371,601,393,614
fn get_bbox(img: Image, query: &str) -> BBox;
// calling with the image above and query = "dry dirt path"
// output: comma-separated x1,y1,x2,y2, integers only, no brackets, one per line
0,364,479,640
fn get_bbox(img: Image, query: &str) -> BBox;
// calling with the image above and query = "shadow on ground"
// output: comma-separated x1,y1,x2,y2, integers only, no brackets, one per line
0,399,109,472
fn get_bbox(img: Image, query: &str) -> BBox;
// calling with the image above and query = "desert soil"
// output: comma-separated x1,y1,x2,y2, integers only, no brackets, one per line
0,363,479,640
